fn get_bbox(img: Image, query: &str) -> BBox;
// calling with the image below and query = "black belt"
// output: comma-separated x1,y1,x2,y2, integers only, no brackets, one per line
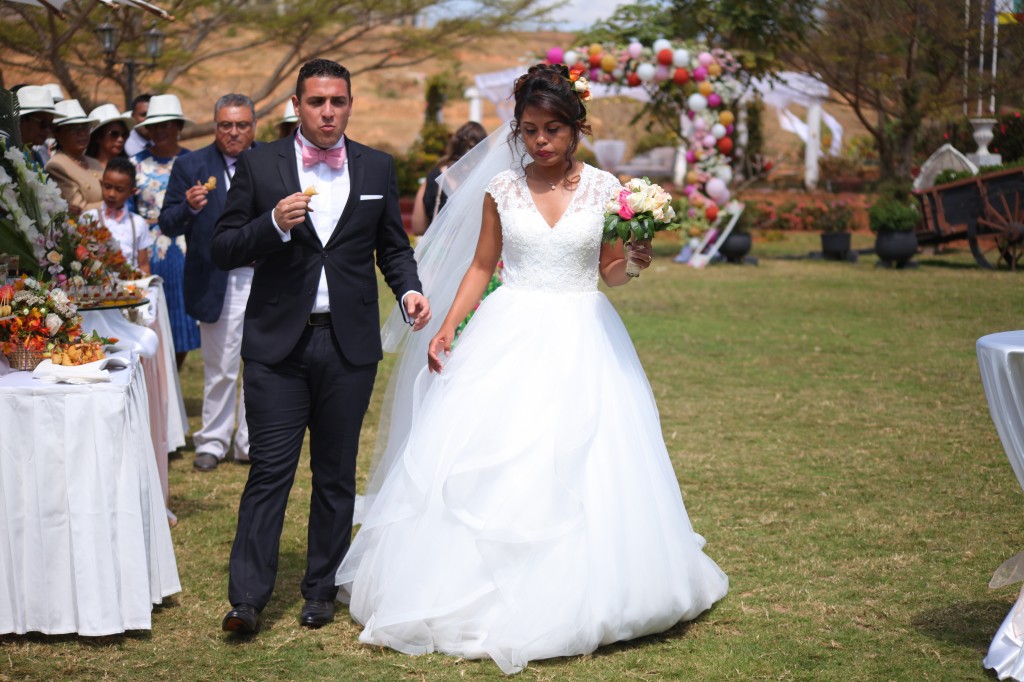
308,313,332,326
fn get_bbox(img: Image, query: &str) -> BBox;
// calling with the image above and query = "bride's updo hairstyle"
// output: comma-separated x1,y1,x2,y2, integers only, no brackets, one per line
510,64,592,180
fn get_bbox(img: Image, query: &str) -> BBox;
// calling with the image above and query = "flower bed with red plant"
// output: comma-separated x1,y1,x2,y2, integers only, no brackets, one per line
736,189,873,234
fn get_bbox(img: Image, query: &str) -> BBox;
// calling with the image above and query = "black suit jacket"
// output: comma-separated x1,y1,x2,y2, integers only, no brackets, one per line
211,135,420,367
160,142,256,323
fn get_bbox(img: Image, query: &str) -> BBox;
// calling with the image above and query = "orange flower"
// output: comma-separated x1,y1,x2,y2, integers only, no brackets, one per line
569,68,585,83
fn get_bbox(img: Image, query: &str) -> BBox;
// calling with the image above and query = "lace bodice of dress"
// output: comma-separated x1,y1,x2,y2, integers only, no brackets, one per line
486,164,623,293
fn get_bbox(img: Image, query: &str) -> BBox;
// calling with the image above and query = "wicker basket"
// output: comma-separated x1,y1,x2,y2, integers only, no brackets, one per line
5,346,45,371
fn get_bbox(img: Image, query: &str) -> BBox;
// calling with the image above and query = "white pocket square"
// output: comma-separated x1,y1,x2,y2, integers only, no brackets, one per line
360,194,383,200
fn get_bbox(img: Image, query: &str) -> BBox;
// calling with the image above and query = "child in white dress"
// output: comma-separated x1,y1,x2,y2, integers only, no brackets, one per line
81,157,152,274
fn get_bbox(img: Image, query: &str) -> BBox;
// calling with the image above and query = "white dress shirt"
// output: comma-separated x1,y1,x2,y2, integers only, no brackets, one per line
223,153,236,190
271,129,419,321
282,130,347,313
124,128,150,158
82,206,153,269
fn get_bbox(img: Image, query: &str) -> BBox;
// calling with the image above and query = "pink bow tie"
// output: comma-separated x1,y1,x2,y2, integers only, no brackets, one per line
298,137,345,170
104,207,125,222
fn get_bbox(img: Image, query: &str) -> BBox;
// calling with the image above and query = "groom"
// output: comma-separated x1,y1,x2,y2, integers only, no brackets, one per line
211,58,430,633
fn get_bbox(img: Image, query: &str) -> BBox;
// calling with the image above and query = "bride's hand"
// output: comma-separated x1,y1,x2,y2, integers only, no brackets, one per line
428,326,454,374
630,240,653,271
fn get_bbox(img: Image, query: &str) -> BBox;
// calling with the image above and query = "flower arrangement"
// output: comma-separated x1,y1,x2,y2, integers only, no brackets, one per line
0,141,68,275
0,277,82,364
544,40,745,232
41,213,130,292
604,177,679,276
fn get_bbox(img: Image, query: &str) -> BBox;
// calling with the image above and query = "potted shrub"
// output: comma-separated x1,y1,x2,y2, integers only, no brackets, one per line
816,200,854,261
718,204,757,264
869,183,920,268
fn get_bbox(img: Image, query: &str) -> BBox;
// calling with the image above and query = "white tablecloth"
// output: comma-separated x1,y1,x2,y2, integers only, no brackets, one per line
0,350,181,636
80,282,188,505
978,330,1024,679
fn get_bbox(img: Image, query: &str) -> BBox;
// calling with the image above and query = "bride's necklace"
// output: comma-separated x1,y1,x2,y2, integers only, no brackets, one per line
528,167,561,192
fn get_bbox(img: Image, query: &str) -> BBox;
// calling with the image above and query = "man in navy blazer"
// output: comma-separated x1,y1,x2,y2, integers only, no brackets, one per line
160,94,258,471
211,60,430,634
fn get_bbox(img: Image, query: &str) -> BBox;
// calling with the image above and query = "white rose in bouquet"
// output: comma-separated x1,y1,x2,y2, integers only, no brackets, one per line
45,313,62,336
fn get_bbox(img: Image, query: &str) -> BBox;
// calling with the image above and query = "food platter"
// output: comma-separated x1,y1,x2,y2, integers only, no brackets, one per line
76,297,149,312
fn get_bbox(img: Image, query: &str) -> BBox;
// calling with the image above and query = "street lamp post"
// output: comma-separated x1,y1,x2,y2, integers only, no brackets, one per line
94,23,165,110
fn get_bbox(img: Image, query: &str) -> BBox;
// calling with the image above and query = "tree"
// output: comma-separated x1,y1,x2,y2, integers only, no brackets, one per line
668,0,817,79
0,0,555,138
574,1,672,47
795,0,1024,181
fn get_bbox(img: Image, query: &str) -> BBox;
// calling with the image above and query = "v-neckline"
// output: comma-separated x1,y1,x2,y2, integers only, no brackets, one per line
522,164,586,230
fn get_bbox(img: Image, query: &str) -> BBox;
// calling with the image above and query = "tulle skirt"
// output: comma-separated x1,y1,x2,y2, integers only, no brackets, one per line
336,286,728,674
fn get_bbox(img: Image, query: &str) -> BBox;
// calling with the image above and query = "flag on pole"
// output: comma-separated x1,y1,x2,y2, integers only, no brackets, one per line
995,0,1021,23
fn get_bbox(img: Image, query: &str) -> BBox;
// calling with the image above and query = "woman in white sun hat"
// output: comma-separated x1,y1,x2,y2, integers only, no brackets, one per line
86,103,133,168
44,99,103,215
276,99,299,139
15,85,57,166
132,93,200,367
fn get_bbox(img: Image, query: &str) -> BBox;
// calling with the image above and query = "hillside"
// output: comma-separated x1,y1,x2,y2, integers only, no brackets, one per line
8,28,873,181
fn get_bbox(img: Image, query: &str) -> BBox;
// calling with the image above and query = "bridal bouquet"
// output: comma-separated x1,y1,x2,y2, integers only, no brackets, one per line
603,177,678,277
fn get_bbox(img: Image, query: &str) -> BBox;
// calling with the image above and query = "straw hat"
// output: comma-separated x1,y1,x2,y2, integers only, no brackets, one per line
135,94,193,128
53,99,98,129
15,86,56,116
280,100,299,124
89,103,134,130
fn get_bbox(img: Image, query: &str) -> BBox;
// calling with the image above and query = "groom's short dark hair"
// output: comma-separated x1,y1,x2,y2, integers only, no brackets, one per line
296,59,352,100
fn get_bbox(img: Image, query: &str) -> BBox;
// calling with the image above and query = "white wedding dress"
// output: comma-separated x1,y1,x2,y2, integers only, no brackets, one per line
336,163,728,674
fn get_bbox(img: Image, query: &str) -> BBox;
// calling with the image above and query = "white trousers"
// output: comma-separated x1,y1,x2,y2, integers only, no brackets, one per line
194,267,252,461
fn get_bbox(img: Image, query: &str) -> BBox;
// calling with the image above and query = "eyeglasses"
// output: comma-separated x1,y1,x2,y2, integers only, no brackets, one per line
216,121,254,132
60,124,92,135
104,129,127,139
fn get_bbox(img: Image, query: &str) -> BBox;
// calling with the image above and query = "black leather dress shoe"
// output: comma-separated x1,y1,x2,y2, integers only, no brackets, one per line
222,603,261,633
299,599,335,628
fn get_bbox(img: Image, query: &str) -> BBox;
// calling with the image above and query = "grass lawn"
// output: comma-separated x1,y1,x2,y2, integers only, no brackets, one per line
4,232,1023,681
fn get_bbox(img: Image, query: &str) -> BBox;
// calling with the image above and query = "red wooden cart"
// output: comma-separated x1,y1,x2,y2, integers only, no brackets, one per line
914,167,1024,269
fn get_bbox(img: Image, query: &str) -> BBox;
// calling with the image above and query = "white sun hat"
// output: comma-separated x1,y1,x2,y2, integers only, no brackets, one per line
43,83,65,103
16,85,56,116
53,99,98,129
281,100,299,124
89,103,134,130
135,94,193,128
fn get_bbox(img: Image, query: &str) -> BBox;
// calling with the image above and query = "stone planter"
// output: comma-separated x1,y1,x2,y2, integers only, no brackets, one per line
875,230,918,268
968,118,1002,166
821,232,852,261
718,231,752,264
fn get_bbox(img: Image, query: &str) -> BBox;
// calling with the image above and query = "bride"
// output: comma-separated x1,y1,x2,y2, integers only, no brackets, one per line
336,64,728,674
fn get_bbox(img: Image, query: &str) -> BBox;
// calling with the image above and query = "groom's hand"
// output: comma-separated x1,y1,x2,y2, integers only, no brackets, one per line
273,193,313,232
404,293,431,331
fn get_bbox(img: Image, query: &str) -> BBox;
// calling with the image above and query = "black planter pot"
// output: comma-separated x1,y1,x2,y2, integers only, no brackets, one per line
821,232,852,261
719,231,752,264
875,230,918,268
